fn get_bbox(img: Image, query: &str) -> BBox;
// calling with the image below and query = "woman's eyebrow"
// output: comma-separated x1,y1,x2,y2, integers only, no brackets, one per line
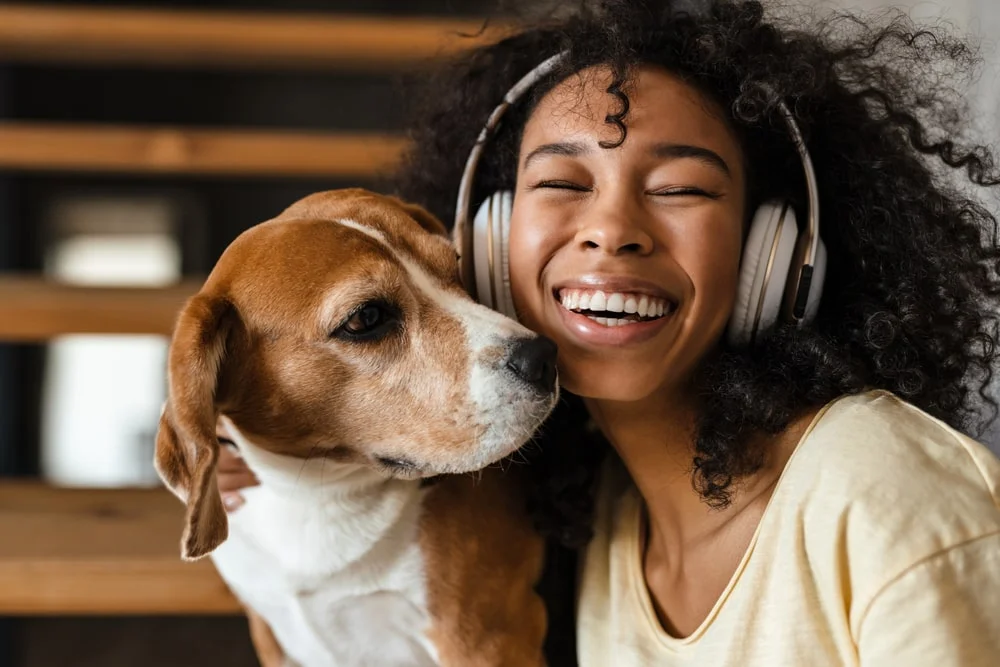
651,142,732,178
522,140,732,179
522,141,590,169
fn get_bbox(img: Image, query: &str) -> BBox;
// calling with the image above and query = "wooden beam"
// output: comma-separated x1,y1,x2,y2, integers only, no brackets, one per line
0,482,241,615
0,4,504,70
0,122,406,177
0,276,199,341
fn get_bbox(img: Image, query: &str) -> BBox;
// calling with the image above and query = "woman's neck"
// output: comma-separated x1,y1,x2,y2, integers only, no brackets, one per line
583,390,811,559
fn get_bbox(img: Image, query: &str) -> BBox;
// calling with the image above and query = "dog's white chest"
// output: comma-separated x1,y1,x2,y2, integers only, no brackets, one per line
211,482,439,667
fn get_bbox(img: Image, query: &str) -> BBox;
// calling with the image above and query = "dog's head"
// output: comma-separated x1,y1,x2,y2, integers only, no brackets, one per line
155,188,558,560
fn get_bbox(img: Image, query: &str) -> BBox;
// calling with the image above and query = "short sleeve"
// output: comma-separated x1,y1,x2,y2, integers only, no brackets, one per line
858,531,1000,667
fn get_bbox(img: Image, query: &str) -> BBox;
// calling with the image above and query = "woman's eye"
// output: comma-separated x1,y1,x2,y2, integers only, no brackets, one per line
532,180,590,192
650,187,721,199
333,301,400,342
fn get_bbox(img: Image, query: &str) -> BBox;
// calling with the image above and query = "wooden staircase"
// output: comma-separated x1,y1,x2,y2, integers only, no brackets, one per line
0,482,239,615
0,2,495,618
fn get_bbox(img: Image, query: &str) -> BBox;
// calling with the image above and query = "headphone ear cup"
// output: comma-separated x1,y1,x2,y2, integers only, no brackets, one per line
471,194,497,311
470,190,516,317
727,201,799,346
492,191,516,318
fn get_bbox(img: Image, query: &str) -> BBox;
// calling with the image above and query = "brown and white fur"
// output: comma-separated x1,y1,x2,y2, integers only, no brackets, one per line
155,189,555,667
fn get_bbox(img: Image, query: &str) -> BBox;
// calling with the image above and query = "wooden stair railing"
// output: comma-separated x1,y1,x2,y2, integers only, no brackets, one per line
0,482,241,615
0,276,201,342
0,3,505,70
0,122,407,178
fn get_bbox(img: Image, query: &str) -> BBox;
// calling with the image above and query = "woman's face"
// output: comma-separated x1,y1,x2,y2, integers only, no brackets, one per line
508,64,746,402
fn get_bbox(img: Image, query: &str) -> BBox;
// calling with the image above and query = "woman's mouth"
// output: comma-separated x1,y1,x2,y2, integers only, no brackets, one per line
556,287,677,326
549,286,679,347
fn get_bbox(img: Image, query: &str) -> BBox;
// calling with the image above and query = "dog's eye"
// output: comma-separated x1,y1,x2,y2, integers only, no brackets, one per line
334,301,400,341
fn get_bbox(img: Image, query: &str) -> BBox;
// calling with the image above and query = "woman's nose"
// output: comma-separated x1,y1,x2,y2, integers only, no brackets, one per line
573,193,654,255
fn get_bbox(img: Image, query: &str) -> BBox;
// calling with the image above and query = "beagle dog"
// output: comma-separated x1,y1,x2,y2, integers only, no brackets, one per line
155,189,557,667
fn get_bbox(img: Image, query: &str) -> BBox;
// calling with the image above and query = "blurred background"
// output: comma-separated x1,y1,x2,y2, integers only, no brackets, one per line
0,1,995,666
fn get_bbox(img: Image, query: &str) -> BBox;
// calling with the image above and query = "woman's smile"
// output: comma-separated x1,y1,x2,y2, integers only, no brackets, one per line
549,277,681,347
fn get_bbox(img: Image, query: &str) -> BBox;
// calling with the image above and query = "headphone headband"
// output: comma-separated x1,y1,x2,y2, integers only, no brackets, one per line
454,53,565,297
773,97,821,321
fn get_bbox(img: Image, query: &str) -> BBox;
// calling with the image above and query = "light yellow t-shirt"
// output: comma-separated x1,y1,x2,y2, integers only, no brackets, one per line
577,390,1000,666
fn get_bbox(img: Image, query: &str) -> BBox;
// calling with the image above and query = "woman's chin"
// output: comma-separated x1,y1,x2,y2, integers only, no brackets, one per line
558,364,668,403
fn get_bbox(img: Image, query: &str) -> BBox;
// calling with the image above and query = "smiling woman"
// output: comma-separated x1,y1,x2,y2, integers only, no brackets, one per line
388,0,1000,664
214,0,1000,664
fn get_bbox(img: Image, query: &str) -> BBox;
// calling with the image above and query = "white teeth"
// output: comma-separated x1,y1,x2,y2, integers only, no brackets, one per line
559,287,674,320
606,292,624,313
589,291,607,311
587,315,636,327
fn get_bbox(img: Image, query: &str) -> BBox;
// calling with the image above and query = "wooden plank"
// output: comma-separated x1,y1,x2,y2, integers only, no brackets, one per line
0,276,200,341
0,4,503,70
0,122,406,177
0,482,241,615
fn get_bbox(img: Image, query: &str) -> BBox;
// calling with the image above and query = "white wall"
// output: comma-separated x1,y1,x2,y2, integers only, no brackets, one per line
809,0,999,140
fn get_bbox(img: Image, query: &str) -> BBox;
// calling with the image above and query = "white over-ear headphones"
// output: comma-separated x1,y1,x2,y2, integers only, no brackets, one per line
453,52,827,347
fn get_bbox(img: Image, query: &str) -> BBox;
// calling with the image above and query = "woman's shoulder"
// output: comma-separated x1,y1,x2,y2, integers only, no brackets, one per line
779,389,1000,598
797,389,1000,508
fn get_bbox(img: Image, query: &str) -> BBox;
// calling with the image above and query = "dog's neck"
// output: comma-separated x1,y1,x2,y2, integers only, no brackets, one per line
219,418,425,578
227,429,392,499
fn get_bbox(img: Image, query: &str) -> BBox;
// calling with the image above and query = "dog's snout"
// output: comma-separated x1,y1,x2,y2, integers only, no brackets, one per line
506,336,558,393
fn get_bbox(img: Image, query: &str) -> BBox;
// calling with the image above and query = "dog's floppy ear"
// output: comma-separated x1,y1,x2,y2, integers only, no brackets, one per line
155,293,234,561
388,196,448,237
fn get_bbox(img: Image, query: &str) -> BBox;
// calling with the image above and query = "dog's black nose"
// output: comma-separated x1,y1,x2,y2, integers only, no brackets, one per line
506,336,558,393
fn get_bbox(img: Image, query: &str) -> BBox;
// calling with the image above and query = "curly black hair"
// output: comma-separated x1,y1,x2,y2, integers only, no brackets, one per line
393,0,1000,547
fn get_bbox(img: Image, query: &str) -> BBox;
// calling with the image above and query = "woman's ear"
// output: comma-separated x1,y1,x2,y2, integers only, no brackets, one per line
154,293,235,561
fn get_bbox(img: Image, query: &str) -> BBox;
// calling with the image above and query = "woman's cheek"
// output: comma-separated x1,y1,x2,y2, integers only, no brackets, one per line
507,210,547,326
